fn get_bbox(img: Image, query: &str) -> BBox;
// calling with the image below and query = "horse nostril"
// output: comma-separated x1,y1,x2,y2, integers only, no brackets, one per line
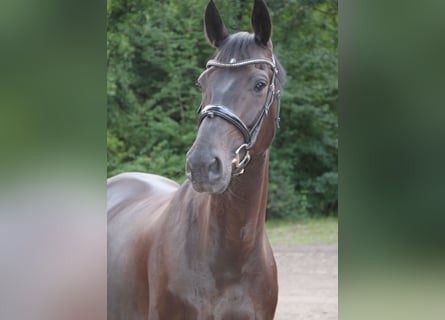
208,157,221,182
208,158,218,172
185,160,191,176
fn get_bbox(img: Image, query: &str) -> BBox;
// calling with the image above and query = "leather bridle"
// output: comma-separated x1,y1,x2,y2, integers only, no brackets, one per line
197,55,281,176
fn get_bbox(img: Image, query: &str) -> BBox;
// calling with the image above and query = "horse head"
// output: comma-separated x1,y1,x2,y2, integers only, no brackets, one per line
186,0,285,194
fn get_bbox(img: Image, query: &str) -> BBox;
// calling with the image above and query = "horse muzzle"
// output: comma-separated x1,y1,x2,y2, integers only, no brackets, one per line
185,150,229,193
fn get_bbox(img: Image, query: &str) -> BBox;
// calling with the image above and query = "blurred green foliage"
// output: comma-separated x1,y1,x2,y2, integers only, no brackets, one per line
107,0,337,218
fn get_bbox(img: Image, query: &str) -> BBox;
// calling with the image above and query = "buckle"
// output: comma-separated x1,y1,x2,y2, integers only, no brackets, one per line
232,144,251,175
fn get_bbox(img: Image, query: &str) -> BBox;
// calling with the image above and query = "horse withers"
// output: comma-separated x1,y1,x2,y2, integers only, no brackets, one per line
107,0,286,319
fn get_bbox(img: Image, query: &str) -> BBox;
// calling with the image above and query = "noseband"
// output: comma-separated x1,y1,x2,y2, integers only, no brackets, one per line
197,55,281,176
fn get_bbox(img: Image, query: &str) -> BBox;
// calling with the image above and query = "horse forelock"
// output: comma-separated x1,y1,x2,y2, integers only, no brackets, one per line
214,32,286,90
215,32,262,62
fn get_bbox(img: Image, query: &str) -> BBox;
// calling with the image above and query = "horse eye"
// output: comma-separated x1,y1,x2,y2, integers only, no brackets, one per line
254,81,267,92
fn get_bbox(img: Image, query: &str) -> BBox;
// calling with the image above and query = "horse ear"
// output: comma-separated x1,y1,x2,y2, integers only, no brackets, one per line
204,0,229,48
251,0,271,46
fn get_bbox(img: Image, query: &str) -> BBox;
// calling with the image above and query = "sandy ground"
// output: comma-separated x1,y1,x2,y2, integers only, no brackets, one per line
273,245,338,320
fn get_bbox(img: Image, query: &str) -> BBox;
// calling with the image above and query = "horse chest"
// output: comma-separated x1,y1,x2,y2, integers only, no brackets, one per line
160,262,274,320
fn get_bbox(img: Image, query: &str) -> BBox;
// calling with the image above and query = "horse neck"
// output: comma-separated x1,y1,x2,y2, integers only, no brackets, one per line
210,150,270,252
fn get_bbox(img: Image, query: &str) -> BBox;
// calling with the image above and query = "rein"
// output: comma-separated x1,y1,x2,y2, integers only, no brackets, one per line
197,55,281,176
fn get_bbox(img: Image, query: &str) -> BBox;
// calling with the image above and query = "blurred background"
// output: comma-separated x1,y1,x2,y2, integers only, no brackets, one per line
0,0,106,319
107,0,338,220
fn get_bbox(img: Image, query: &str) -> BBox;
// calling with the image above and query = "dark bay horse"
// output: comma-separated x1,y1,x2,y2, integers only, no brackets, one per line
107,0,286,319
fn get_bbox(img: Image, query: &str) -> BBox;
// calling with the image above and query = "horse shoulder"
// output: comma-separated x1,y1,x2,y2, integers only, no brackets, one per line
107,173,179,320
107,172,179,220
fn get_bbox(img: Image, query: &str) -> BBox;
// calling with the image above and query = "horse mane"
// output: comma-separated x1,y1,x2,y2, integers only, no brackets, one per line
214,32,286,90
